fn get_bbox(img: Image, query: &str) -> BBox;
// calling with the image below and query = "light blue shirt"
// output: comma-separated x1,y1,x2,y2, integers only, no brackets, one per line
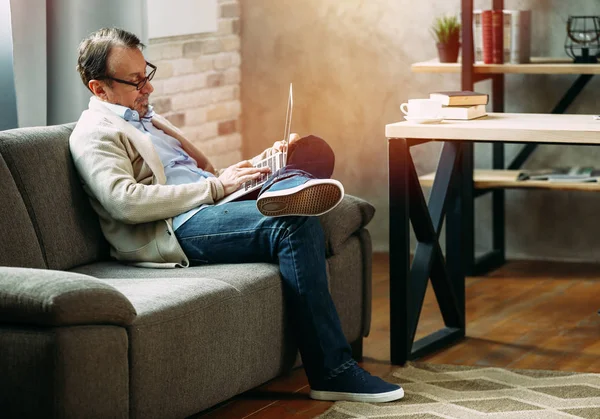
100,100,211,230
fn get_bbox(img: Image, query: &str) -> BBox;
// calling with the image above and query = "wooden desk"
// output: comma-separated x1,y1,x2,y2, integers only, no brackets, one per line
411,54,600,276
386,113,600,143
385,113,600,365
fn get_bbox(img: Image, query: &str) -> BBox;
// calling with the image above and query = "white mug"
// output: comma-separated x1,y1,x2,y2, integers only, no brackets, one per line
400,99,442,119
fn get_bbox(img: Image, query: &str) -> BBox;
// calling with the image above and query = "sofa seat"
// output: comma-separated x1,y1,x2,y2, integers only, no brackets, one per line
71,241,364,418
97,266,293,419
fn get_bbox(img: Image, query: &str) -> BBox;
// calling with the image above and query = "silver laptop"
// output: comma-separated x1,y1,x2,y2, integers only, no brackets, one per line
216,83,293,205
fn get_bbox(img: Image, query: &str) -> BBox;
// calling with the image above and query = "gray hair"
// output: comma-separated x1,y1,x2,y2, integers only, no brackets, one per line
76,27,145,90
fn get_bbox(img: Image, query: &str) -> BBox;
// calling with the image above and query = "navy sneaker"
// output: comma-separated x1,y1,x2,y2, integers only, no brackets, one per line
309,364,404,403
256,170,344,217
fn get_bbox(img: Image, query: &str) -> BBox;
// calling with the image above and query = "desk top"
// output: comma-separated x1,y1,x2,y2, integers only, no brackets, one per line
386,113,600,144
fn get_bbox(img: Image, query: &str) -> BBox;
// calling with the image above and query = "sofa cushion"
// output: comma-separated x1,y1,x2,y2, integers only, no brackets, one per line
0,152,46,268
0,124,109,271
71,253,368,345
100,266,297,419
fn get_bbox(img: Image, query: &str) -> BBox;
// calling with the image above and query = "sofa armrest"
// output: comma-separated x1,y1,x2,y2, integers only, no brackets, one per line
319,195,376,256
0,267,136,327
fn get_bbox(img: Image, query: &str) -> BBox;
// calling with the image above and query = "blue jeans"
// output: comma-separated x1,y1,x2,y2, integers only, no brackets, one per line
175,201,355,385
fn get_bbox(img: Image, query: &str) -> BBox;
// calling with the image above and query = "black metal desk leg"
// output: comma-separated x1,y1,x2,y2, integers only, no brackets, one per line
389,139,465,364
407,141,465,358
446,141,467,332
389,138,410,365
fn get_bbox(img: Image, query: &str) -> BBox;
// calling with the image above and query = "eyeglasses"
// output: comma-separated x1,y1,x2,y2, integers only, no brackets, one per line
99,61,157,90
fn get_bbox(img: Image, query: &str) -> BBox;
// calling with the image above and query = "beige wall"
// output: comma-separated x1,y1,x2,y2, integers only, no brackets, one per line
147,0,242,170
9,0,46,127
241,0,600,262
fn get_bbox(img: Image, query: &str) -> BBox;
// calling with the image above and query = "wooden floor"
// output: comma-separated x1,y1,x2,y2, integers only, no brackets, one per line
197,253,600,418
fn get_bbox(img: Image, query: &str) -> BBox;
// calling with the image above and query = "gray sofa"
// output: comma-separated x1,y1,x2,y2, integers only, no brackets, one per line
0,123,375,419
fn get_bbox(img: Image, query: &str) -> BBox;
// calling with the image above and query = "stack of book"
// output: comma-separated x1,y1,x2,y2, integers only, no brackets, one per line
473,9,531,64
430,91,489,120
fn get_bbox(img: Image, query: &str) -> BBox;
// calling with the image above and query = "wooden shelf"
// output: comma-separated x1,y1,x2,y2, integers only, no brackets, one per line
420,169,600,191
411,57,600,75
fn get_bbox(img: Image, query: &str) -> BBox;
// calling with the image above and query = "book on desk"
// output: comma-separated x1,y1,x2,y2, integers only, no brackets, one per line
438,104,488,120
430,91,489,106
429,91,489,120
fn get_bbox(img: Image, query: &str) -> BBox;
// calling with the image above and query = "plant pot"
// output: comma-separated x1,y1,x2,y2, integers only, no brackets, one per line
437,41,461,63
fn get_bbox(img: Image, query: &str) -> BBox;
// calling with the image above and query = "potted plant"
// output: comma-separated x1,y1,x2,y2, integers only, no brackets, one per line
431,15,461,63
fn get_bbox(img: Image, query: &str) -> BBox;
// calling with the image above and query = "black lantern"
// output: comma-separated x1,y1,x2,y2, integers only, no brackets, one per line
565,16,600,63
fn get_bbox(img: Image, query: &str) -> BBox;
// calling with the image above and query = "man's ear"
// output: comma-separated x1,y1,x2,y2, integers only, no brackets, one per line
88,80,108,100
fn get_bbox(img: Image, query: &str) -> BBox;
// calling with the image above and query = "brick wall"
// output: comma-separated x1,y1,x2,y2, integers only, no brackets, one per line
146,0,242,170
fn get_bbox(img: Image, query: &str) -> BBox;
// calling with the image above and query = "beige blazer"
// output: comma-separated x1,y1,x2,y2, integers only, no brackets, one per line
70,97,273,268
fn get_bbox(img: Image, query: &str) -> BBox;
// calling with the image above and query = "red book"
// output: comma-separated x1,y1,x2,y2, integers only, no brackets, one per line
491,10,504,64
481,10,493,64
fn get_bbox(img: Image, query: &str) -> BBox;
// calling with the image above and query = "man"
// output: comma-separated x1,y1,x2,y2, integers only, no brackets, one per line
70,27,404,403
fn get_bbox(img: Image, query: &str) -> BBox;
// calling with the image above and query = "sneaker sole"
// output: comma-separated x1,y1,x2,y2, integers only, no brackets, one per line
257,179,344,217
309,387,404,403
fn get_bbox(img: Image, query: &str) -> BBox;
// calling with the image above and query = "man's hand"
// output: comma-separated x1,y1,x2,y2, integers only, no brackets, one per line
271,133,300,153
218,160,271,196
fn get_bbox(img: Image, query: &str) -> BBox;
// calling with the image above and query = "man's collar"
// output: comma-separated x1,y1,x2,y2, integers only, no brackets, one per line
89,96,154,121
